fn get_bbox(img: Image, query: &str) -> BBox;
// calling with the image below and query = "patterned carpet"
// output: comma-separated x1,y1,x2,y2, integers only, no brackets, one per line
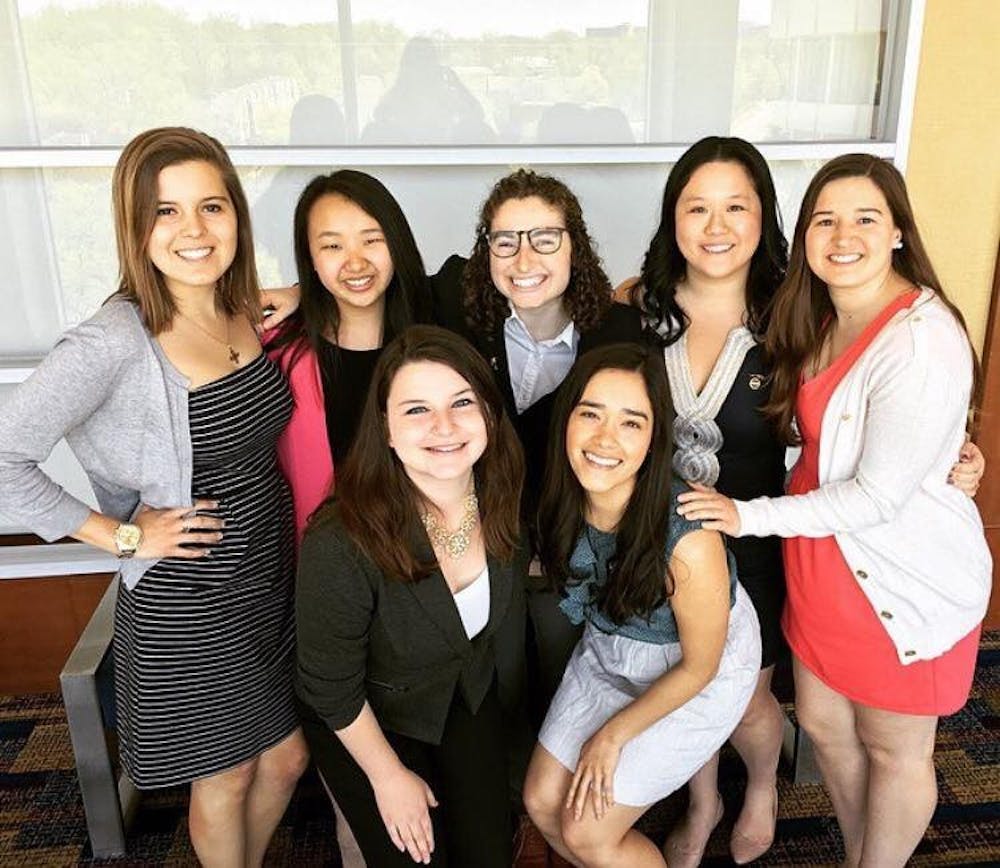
2,634,998,866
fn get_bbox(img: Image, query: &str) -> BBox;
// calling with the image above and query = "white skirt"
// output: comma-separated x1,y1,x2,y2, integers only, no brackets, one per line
538,583,761,806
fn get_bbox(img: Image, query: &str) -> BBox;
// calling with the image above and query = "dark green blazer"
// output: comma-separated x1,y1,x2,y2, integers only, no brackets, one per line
295,504,530,748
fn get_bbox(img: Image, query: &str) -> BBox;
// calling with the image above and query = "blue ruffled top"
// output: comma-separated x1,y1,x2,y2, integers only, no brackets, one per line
559,479,738,644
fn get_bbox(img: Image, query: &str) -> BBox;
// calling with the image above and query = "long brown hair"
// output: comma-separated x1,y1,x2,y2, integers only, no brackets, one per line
333,325,524,582
764,153,980,443
462,168,612,337
111,126,260,334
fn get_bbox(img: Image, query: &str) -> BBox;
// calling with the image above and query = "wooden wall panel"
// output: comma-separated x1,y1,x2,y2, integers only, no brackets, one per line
0,573,112,694
973,240,1000,628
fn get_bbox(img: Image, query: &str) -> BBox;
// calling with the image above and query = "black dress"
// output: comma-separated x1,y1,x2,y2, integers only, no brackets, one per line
317,340,383,465
665,332,786,667
114,353,298,788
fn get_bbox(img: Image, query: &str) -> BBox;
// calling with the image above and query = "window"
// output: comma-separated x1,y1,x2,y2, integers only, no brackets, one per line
2,0,921,360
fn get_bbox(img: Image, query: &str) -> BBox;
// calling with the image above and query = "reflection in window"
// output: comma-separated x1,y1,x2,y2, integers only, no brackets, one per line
11,0,888,148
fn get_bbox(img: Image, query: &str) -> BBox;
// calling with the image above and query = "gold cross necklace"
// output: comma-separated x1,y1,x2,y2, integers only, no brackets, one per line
180,311,241,366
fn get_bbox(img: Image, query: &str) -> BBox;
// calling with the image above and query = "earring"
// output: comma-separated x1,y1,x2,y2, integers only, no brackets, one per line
893,239,904,250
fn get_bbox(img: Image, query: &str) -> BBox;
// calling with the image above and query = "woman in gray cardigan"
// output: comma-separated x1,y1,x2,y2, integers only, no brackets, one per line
0,127,307,867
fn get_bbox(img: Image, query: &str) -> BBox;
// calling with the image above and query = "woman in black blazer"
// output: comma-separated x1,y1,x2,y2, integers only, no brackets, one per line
295,325,530,867
432,169,646,718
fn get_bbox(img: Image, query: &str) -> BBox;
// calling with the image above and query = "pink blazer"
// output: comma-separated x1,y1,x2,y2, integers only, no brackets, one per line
268,340,334,542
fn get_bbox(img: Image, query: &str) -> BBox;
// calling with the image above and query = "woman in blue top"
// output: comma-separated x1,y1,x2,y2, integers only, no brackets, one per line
522,343,761,866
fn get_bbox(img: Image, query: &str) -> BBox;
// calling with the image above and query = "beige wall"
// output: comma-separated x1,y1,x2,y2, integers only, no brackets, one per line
905,0,1000,353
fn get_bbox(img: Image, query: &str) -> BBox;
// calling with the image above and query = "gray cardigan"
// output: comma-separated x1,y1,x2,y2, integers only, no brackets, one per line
0,298,194,589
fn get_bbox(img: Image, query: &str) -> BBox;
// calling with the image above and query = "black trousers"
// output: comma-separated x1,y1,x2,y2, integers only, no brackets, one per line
526,587,583,728
300,684,512,867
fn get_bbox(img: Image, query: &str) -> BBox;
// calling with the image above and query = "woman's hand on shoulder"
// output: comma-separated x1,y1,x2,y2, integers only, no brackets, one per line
567,723,623,821
613,275,640,305
259,283,301,331
949,439,985,498
676,482,741,535
371,764,438,864
133,499,224,559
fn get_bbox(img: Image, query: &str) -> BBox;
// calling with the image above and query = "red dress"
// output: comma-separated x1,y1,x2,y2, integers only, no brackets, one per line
781,290,980,716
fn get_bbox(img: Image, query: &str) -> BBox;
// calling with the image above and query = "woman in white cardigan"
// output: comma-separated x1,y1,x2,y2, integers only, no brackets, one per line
677,153,990,868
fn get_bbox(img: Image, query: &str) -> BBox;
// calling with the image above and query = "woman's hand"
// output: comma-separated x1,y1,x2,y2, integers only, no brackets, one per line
259,284,301,330
949,439,985,498
371,765,438,864
133,499,224,559
676,482,741,535
567,724,624,821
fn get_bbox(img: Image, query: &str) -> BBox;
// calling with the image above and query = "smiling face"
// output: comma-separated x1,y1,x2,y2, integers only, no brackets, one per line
146,160,238,297
386,360,488,491
674,160,762,285
566,367,654,515
805,176,902,294
488,195,572,317
308,193,395,318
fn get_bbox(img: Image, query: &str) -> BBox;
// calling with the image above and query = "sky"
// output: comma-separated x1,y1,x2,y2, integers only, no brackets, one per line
17,0,773,35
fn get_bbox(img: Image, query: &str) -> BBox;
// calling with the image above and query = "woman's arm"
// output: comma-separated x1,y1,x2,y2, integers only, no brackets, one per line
566,528,731,820
296,521,437,863
259,283,301,329
335,703,438,864
680,317,974,538
0,315,223,556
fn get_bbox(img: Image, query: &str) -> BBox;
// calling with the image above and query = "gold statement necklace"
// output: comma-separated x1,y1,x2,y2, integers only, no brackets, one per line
181,312,241,366
421,491,479,559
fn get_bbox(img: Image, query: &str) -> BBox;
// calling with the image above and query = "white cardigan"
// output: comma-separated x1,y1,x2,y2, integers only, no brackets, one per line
736,289,991,665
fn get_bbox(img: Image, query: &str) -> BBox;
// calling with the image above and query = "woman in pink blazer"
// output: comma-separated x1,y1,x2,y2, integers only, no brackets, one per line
266,170,432,539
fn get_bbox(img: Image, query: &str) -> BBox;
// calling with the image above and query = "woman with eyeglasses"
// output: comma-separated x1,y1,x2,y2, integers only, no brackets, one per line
434,169,646,720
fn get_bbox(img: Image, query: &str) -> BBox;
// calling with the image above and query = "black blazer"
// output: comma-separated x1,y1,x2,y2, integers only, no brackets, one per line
432,254,647,511
295,504,530,748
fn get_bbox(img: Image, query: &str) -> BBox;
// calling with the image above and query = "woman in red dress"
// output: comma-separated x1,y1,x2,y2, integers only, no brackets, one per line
677,153,991,867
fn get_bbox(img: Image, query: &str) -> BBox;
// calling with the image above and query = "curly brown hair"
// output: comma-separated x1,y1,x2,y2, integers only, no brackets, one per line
461,169,612,337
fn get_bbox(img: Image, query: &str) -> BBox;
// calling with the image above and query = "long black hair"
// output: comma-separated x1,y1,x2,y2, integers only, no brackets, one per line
634,136,788,343
270,169,432,370
537,343,675,623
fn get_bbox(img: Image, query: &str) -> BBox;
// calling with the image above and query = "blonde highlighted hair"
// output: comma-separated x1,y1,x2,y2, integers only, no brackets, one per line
111,127,260,333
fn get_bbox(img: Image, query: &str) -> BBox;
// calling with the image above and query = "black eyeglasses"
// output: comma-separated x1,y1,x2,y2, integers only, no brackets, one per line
486,227,568,257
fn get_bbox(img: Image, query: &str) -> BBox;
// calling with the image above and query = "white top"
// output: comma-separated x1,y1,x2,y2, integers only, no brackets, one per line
504,308,579,414
453,565,490,639
735,289,991,665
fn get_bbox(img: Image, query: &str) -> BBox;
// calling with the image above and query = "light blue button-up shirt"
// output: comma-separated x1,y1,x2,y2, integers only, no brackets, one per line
503,307,579,414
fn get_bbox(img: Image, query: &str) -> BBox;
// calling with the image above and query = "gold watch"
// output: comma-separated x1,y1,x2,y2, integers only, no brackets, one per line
113,523,143,559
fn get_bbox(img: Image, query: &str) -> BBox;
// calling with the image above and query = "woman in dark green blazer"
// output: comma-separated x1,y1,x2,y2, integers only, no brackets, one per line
296,326,530,867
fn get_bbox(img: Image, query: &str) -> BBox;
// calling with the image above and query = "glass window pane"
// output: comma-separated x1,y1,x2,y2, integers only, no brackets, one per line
10,0,888,147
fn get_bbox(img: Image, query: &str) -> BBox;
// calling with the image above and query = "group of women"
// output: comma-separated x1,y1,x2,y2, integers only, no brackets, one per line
0,123,990,868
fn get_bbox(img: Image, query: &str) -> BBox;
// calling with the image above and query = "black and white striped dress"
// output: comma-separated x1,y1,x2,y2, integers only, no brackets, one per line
114,353,298,788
